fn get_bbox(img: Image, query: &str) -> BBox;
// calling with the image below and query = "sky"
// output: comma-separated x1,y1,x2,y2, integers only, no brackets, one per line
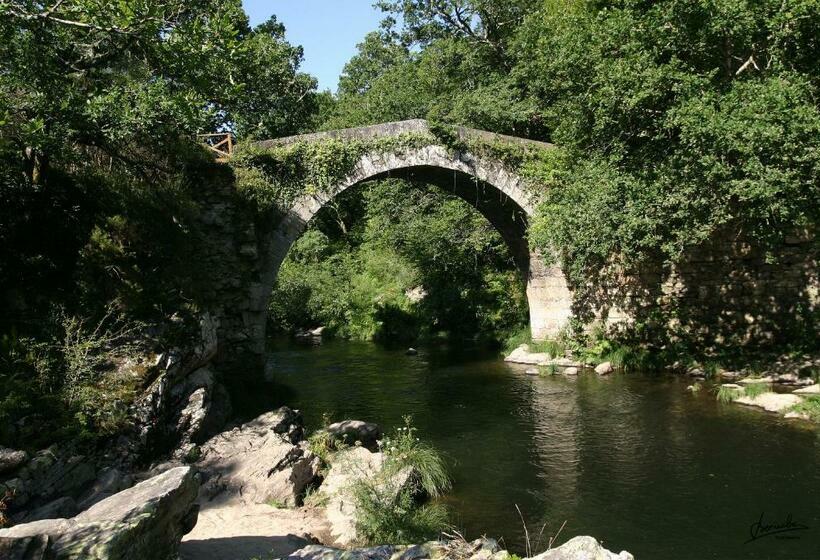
242,1,385,92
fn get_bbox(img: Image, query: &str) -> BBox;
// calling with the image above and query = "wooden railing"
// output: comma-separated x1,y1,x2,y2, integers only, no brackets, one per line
197,132,235,160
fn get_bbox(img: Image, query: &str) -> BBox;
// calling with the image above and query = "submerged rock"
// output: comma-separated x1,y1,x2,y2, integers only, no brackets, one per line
0,466,199,560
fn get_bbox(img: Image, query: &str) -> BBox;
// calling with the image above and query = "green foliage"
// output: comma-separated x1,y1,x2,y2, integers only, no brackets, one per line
352,417,451,545
789,396,820,423
0,306,145,448
231,133,435,211
0,1,321,449
521,0,820,325
715,385,744,404
743,383,770,399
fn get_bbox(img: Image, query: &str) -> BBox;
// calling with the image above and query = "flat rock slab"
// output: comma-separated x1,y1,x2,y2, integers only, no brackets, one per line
0,466,198,560
505,345,580,368
735,393,802,413
794,384,820,395
738,376,774,385
197,407,319,507
180,503,330,560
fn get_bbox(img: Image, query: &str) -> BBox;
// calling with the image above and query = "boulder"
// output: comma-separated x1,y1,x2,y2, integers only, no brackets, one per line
0,466,199,560
530,536,633,560
563,367,579,376
735,393,802,413
794,384,820,395
76,467,133,511
0,448,28,476
505,345,550,366
171,367,232,460
595,362,614,375
196,407,319,507
326,420,383,451
318,447,415,546
0,535,49,560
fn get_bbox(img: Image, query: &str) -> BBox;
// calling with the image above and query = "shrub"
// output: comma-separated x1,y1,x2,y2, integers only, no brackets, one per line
352,417,451,544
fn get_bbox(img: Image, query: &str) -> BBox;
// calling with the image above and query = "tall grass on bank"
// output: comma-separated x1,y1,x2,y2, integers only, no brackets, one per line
352,416,451,544
715,384,744,403
789,396,820,422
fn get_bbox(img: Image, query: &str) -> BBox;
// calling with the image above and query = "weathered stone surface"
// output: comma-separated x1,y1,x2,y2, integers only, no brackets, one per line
785,411,811,420
794,384,820,395
0,535,49,560
0,466,199,560
196,407,319,507
75,467,133,511
563,367,579,376
530,536,633,560
738,376,774,385
285,537,630,560
18,497,77,524
318,447,415,546
325,420,383,451
0,448,28,475
595,362,614,375
735,393,802,413
171,367,232,460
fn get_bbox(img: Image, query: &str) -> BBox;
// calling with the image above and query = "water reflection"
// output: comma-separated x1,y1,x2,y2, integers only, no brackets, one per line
261,338,820,559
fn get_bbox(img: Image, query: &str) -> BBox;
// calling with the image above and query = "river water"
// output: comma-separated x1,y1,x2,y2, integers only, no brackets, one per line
257,338,820,559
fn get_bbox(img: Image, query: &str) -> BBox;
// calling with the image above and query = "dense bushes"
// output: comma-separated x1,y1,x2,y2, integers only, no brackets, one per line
0,1,322,448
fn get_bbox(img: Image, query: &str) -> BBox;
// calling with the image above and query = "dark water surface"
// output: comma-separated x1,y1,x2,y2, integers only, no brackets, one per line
259,338,820,559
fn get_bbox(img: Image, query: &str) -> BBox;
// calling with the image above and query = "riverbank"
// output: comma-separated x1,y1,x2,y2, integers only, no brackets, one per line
0,405,632,560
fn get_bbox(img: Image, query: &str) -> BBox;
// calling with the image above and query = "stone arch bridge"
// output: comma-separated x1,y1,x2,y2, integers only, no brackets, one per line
204,119,816,365
211,120,572,361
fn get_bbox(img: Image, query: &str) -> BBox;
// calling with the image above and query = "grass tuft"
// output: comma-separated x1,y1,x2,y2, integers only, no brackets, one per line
715,385,743,403
789,396,820,422
743,383,770,399
352,416,451,544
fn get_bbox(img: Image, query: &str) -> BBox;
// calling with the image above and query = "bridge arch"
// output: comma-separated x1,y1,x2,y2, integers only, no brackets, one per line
239,121,573,355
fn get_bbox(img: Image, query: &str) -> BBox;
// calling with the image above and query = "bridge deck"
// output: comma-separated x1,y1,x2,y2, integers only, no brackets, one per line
255,119,553,150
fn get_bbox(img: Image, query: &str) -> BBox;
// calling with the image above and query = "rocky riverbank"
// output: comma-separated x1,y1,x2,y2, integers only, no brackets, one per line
0,405,633,560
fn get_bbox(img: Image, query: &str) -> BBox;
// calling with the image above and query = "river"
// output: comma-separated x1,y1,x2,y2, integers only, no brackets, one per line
254,337,820,559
